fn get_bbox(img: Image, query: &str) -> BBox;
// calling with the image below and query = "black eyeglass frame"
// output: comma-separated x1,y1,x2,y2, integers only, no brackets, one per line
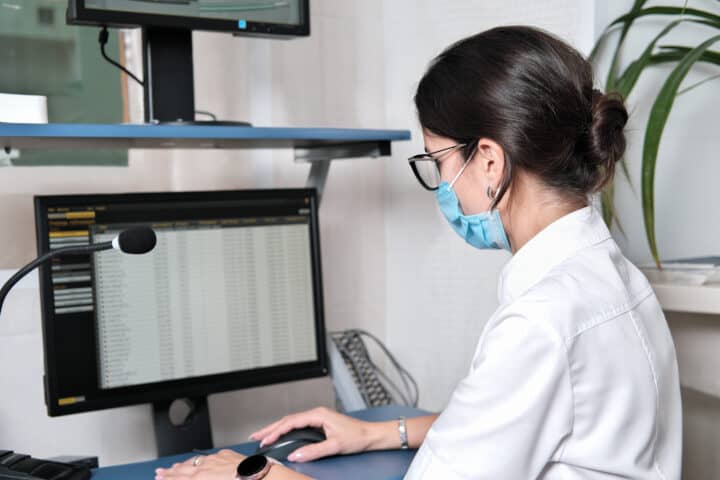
407,143,467,191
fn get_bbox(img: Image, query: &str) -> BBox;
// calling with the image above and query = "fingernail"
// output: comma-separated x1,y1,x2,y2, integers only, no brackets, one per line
288,452,302,461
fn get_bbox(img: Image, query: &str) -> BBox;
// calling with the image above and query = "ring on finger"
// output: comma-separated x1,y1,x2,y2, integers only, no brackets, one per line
192,455,203,467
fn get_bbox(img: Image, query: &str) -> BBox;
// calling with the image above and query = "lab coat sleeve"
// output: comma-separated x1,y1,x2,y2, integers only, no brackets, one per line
405,310,573,479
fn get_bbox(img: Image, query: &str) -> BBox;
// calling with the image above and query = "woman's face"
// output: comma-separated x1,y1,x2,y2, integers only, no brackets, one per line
422,130,495,216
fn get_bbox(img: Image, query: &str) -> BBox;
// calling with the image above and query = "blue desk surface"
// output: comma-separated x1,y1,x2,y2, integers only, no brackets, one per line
0,123,411,150
92,406,429,480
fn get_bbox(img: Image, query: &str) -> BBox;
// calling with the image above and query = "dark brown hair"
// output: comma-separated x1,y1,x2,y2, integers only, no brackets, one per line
415,26,628,206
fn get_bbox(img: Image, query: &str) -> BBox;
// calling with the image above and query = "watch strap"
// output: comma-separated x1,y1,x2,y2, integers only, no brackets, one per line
398,416,409,450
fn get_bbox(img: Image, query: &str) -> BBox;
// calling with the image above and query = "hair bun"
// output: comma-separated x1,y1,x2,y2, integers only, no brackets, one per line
588,89,628,190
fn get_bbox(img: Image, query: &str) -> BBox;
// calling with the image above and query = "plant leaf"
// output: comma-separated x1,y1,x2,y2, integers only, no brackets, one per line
606,0,650,91
678,72,720,95
610,6,720,28
642,34,720,268
654,45,720,65
601,185,614,226
614,19,713,97
588,24,622,63
601,182,627,236
619,156,633,192
589,0,648,63
593,5,720,82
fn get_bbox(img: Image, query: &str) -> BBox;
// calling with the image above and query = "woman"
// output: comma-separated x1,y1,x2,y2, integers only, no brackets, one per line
157,26,682,480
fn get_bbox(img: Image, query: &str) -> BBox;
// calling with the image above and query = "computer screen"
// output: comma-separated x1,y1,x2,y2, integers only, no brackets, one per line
35,189,327,417
68,0,310,35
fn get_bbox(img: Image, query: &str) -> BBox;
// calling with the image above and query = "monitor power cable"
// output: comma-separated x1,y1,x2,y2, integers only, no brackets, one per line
98,26,145,86
97,27,220,123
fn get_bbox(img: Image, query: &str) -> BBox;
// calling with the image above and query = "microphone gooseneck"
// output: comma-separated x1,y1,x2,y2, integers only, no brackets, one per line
0,227,157,316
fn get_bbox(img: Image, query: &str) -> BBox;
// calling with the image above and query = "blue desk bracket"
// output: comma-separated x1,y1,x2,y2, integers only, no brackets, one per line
295,141,390,204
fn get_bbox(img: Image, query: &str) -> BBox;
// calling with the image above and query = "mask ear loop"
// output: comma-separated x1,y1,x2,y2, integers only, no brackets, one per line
448,146,477,188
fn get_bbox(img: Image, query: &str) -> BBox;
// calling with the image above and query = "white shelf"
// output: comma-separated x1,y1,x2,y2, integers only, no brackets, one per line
652,282,720,315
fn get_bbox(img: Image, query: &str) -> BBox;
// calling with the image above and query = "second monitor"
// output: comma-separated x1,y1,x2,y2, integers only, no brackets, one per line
34,188,328,455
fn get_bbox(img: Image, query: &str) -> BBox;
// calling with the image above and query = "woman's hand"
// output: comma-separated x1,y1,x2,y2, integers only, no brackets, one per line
155,449,244,480
250,407,378,463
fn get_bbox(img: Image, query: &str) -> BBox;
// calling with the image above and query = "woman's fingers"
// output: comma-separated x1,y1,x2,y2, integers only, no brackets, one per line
155,463,195,479
215,449,242,460
249,418,285,441
256,409,328,447
251,413,309,443
287,439,340,463
155,451,242,480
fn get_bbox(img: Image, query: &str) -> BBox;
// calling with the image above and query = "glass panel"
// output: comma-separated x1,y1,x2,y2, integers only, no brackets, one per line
0,0,128,166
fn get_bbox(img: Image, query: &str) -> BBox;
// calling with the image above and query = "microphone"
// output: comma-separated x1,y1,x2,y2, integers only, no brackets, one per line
113,227,157,254
0,227,157,316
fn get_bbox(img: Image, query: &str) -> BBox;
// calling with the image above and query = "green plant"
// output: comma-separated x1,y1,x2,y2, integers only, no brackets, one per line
590,0,720,267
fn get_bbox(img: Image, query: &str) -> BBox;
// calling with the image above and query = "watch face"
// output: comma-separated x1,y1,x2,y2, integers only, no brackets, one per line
237,455,268,477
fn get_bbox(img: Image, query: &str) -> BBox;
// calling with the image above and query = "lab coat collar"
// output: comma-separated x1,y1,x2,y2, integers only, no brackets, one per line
498,206,611,304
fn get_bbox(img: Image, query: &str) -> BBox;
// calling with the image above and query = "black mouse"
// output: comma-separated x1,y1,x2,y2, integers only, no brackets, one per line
255,427,326,461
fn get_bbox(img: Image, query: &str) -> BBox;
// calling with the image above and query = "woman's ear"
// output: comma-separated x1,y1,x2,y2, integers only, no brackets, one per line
474,138,506,188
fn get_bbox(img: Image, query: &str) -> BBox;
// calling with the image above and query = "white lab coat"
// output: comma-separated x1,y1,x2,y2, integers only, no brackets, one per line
405,206,682,479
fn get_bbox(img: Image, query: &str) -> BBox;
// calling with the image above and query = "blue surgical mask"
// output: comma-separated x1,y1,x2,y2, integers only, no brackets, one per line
434,157,511,251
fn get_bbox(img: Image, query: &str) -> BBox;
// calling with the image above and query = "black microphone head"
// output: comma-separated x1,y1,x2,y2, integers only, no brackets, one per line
117,227,157,254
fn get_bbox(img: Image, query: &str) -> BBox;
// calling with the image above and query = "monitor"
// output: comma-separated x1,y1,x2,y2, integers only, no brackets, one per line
66,0,311,123
34,188,327,454
67,0,310,36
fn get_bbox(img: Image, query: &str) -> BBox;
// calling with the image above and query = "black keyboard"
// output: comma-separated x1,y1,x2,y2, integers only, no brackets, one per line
0,451,90,480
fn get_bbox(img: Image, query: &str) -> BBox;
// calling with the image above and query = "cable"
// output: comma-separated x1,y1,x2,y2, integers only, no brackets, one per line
98,26,144,87
194,110,218,121
361,330,419,407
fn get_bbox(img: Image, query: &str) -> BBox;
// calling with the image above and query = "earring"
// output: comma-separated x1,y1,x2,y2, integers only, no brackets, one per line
486,186,496,199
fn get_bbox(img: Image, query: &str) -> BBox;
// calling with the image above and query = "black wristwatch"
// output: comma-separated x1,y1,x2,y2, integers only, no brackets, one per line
236,455,272,480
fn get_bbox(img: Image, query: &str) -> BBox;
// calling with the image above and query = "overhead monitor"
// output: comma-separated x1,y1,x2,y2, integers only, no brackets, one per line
66,0,311,123
35,188,327,454
68,0,310,36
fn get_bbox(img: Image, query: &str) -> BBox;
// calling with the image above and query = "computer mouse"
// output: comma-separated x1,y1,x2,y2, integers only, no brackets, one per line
254,427,327,461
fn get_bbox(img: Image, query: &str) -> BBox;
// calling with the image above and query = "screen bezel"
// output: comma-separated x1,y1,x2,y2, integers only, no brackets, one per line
35,188,327,416
67,0,310,36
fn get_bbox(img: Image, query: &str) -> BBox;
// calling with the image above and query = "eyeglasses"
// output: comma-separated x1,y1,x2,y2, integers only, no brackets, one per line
407,143,467,191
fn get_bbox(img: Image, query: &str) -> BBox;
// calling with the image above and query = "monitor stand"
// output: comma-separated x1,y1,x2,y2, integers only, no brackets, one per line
142,27,252,126
153,396,213,457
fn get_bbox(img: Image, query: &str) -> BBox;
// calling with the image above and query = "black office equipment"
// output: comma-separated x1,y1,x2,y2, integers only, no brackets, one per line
66,0,310,122
0,450,90,480
328,329,418,411
34,188,328,456
254,426,326,461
